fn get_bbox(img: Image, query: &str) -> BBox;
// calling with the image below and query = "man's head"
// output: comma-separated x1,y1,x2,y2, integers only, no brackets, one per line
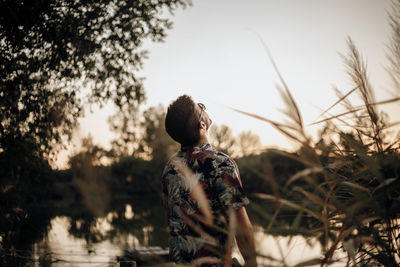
165,95,211,146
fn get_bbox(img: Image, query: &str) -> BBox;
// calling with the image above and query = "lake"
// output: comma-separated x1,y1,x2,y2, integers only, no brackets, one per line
3,195,346,266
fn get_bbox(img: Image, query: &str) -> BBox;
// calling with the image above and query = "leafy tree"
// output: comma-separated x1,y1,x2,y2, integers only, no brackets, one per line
0,0,190,157
236,130,262,157
109,104,178,161
0,2,190,262
70,135,110,166
141,104,179,164
0,137,54,266
109,105,178,195
209,124,236,155
68,136,111,217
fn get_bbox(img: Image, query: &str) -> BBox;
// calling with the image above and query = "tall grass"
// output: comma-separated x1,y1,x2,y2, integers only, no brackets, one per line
232,4,400,266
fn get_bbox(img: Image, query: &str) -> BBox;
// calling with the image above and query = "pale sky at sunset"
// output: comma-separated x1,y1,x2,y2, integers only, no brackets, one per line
59,0,399,168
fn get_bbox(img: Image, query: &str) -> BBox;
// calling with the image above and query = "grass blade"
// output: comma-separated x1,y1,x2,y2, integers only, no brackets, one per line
318,85,359,119
286,167,323,186
253,193,325,221
231,107,305,143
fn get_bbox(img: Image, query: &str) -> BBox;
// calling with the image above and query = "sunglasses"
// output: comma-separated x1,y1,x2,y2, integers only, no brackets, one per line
198,103,206,123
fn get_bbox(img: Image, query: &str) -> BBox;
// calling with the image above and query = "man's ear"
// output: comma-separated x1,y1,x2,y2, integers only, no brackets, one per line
200,121,207,130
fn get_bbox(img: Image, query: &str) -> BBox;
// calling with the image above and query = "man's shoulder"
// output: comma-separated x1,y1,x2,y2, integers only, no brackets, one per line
207,147,237,168
162,152,181,175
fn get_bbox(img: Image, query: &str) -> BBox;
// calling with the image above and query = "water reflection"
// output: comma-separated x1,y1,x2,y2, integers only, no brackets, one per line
3,195,345,266
33,216,346,266
124,204,134,220
34,216,122,266
30,194,169,266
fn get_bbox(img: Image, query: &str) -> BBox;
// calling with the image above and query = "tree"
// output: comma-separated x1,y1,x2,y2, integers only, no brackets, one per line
0,0,190,157
68,136,110,217
0,1,190,260
209,124,236,155
109,104,178,161
141,104,179,164
236,130,262,157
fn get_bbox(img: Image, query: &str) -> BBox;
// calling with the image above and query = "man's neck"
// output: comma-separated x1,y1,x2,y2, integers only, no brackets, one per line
198,134,209,145
199,129,208,144
180,135,209,149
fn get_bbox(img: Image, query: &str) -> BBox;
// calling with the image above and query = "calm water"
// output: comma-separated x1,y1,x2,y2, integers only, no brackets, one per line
27,197,346,267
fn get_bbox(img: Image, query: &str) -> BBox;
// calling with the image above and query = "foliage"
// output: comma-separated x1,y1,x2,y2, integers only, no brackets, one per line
109,104,179,162
237,150,305,196
237,150,311,235
141,104,179,163
108,104,177,194
209,124,263,157
69,136,111,217
209,124,236,155
0,1,189,262
66,104,178,198
0,137,54,266
0,0,190,157
111,156,160,194
236,130,262,157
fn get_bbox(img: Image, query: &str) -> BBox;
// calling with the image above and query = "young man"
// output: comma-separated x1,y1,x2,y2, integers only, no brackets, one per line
162,95,257,266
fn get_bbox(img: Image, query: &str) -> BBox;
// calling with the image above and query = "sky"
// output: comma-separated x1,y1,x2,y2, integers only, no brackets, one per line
58,0,399,168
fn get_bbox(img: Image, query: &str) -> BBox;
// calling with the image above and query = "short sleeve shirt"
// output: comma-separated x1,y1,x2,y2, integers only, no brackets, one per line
161,143,249,266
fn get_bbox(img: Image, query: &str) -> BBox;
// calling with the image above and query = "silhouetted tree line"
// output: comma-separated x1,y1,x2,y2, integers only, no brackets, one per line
64,107,283,196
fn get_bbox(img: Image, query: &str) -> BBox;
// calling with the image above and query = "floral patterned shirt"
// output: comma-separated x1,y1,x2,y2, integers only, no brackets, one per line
162,143,249,266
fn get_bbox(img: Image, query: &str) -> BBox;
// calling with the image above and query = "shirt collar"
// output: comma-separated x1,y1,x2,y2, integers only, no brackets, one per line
181,142,210,153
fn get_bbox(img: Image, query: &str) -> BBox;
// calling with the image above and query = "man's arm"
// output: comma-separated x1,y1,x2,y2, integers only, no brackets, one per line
235,206,257,267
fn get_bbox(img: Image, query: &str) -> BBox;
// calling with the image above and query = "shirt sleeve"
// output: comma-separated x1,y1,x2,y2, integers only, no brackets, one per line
213,156,250,210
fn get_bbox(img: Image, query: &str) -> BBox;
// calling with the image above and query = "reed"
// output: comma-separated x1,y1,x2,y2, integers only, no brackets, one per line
232,6,400,266
174,39,399,266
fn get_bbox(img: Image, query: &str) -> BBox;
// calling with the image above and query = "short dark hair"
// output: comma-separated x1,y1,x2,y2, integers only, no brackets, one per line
165,95,200,146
